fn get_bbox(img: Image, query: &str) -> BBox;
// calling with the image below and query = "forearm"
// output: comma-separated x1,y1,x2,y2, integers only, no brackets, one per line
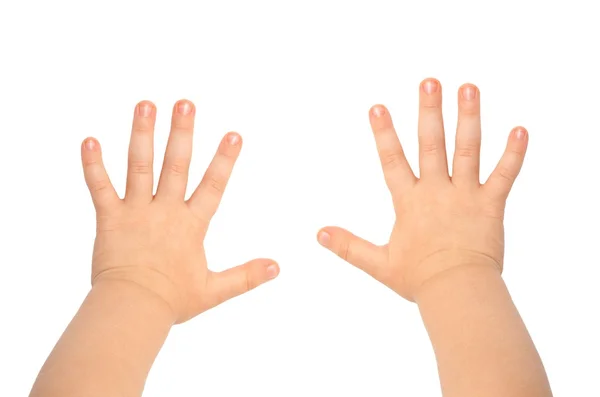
30,279,174,397
415,264,552,397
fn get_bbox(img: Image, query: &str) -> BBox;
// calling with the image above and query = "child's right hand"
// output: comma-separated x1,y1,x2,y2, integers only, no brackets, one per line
318,79,528,301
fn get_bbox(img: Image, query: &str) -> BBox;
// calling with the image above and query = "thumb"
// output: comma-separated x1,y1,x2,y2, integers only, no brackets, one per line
206,259,279,308
317,226,388,279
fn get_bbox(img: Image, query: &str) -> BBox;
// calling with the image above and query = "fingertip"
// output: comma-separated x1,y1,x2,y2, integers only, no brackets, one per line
370,104,387,118
508,126,529,156
174,99,195,116
458,83,479,102
421,78,441,95
226,131,242,146
317,228,331,247
216,132,242,160
136,100,156,117
369,105,396,133
82,137,99,152
265,262,279,280
512,126,528,141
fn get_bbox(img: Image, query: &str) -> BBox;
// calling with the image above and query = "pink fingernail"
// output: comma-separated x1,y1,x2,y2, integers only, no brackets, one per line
422,79,439,95
266,264,279,280
177,101,193,115
84,138,96,151
318,231,330,246
371,105,386,117
515,128,527,140
227,133,240,145
138,102,153,117
461,85,476,100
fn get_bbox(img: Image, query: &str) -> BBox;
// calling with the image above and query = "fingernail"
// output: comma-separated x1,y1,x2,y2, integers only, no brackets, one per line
515,127,527,140
227,133,240,145
266,264,279,280
138,102,153,117
84,138,96,151
371,105,386,117
461,85,476,100
422,79,439,95
176,101,193,115
318,231,330,246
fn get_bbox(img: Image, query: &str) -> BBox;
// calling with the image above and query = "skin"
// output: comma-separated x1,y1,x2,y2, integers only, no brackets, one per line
318,79,552,396
30,79,552,397
29,100,280,397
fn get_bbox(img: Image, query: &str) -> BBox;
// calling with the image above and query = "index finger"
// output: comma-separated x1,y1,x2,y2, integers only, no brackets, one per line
187,132,242,224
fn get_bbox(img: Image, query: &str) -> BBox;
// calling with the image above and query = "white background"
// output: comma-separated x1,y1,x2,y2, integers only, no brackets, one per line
1,0,598,395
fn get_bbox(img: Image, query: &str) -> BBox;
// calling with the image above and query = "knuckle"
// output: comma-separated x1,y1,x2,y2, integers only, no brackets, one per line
206,175,224,194
129,160,152,175
421,102,441,110
218,145,238,159
89,179,111,194
172,125,193,136
508,147,525,158
167,161,188,176
455,142,479,158
459,104,480,116
420,142,439,155
496,166,516,182
380,150,404,168
132,120,154,133
338,241,351,262
82,158,100,167
133,125,153,134
373,126,393,136
482,202,506,221
245,271,254,292
188,206,211,228
171,118,194,130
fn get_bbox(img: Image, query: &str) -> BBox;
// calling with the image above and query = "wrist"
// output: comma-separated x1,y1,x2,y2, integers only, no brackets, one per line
412,259,503,304
92,266,182,323
91,277,177,327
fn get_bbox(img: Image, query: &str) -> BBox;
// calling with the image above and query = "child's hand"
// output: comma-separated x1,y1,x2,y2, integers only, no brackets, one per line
318,79,528,301
81,100,279,324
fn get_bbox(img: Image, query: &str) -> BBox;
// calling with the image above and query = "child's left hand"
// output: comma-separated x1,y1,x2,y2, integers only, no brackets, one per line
81,100,279,324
